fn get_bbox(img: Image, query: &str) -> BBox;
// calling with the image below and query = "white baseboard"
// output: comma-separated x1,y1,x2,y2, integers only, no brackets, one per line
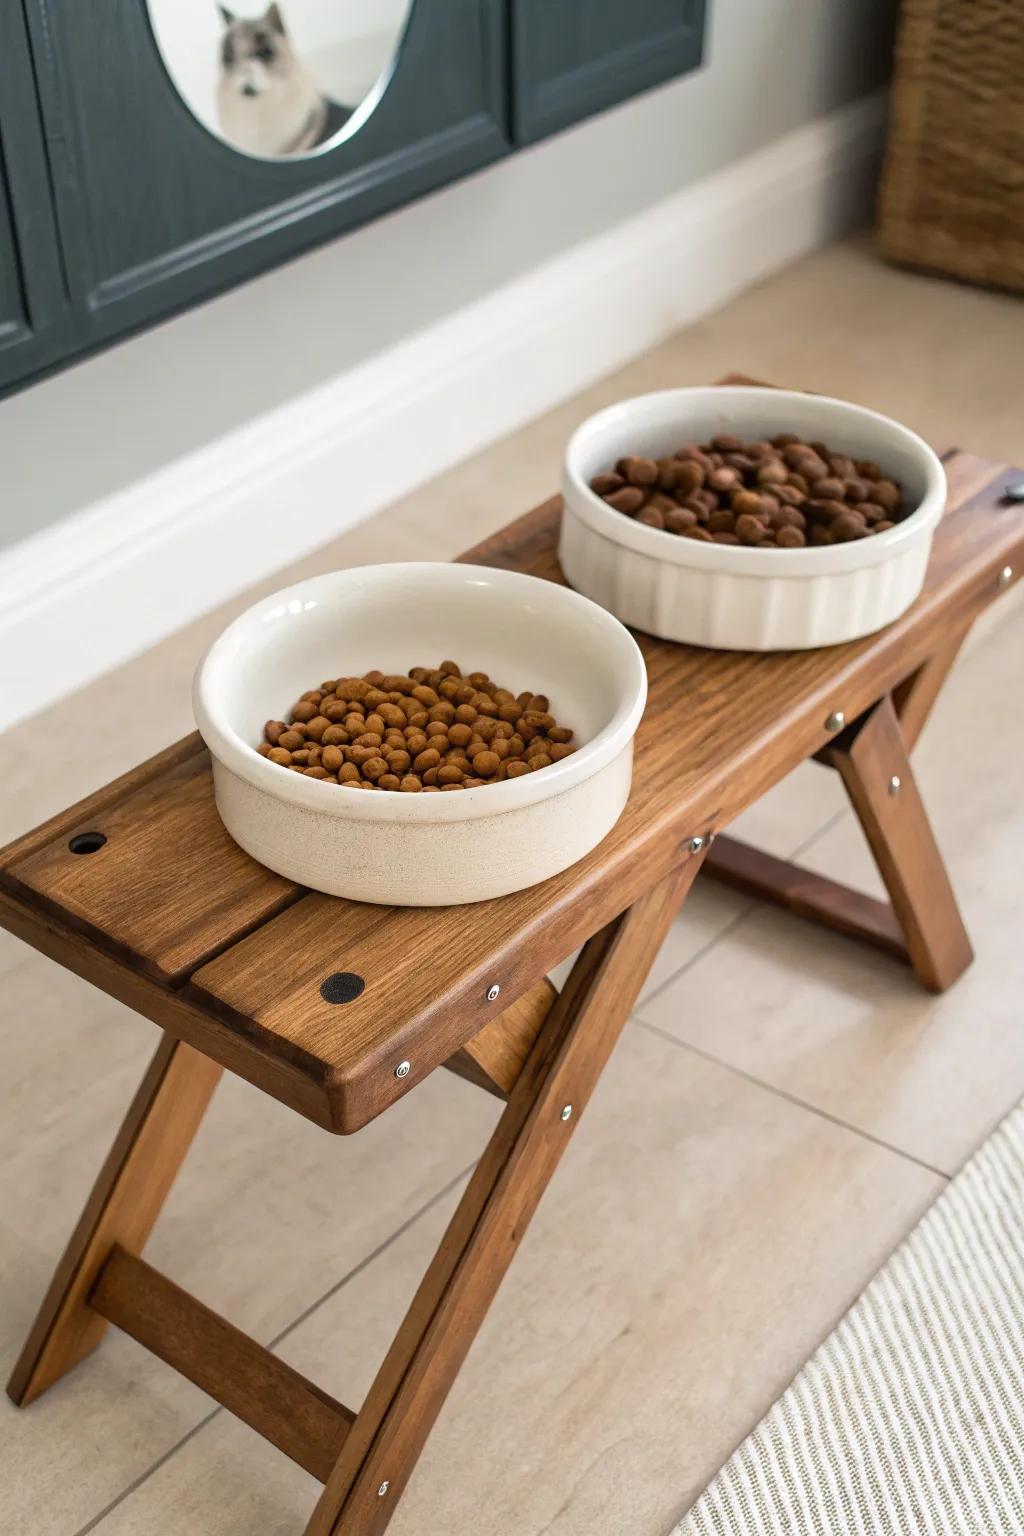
0,92,886,728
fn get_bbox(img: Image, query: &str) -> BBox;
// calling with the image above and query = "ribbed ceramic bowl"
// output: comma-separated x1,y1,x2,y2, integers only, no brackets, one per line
560,386,947,650
193,563,646,906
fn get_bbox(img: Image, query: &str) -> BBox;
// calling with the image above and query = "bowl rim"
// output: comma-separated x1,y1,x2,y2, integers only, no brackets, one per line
193,562,647,824
563,386,947,577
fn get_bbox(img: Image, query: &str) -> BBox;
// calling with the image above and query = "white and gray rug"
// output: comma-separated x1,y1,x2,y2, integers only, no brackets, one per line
678,1104,1024,1536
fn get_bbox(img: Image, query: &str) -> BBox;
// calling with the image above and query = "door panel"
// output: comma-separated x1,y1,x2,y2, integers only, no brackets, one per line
511,0,706,145
0,0,69,390
24,0,508,344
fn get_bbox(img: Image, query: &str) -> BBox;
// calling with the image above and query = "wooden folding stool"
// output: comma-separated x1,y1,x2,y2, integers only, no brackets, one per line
3,382,1021,1534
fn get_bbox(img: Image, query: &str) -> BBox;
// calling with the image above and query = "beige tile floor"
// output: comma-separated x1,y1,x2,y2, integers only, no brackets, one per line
2,233,1023,1536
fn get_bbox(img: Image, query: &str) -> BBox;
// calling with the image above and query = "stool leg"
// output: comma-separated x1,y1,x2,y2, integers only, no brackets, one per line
305,848,707,1536
7,1033,221,1406
829,695,973,993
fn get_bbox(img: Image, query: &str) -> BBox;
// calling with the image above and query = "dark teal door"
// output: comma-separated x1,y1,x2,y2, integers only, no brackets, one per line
510,0,706,145
22,0,509,353
0,0,69,391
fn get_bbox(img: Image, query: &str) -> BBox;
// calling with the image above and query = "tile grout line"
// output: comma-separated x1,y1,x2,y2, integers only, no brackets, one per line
631,804,953,1181
264,1155,475,1352
639,901,759,1011
633,1016,949,1180
71,1404,223,1536
69,1159,478,1536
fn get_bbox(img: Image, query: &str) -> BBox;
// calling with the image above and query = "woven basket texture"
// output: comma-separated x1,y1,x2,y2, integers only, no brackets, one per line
879,0,1024,292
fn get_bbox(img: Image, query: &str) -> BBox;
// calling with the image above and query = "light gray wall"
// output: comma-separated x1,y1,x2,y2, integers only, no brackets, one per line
2,0,898,552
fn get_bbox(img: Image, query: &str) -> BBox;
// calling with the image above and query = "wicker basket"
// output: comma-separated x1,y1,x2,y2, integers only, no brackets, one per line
878,0,1024,292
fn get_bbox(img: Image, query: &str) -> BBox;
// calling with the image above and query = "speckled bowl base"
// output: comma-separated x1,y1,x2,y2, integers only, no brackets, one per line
212,748,633,905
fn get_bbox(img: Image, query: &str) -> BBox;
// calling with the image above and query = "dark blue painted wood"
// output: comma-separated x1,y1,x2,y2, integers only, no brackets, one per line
21,0,508,351
0,0,70,389
0,0,708,398
510,0,707,145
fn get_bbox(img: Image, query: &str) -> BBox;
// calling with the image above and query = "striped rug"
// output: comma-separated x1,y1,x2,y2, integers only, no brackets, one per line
677,1104,1024,1536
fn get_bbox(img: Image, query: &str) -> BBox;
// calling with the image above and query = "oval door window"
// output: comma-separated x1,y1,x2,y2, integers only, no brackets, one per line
148,0,414,159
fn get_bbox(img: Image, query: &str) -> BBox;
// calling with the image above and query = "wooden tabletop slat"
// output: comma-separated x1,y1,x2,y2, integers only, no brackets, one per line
5,751,301,984
2,405,1022,1133
0,734,207,868
188,824,706,1130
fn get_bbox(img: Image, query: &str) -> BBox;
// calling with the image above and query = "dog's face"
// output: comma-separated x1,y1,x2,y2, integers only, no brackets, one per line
218,4,295,101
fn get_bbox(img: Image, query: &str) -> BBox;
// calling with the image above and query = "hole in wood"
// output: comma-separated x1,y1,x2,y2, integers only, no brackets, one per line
68,831,107,855
320,972,366,1005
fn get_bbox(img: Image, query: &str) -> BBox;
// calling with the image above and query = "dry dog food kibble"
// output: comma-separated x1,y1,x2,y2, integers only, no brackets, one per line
258,662,577,790
590,433,907,547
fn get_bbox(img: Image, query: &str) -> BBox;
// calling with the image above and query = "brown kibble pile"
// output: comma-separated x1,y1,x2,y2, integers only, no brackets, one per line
258,662,577,791
590,433,907,547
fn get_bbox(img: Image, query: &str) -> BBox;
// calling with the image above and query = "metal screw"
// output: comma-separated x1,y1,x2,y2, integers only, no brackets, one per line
825,710,845,733
486,983,501,1002
560,1104,573,1121
998,565,1014,590
394,1061,410,1079
889,775,901,796
688,836,704,854
378,1482,390,1498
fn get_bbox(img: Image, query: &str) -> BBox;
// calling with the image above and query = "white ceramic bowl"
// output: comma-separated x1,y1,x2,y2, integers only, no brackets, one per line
560,386,947,650
193,563,646,906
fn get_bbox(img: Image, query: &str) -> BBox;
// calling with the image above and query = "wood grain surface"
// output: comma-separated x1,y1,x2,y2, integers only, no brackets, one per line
6,751,300,983
445,978,557,1097
828,696,974,992
0,734,206,867
702,835,909,964
91,1248,354,1482
1,434,1020,1133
